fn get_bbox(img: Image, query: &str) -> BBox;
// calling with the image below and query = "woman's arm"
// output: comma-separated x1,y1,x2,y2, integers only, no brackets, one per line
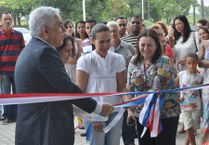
116,70,130,102
76,70,89,92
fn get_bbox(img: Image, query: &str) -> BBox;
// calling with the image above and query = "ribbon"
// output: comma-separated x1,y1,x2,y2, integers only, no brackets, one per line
73,105,108,121
139,93,163,138
1,83,208,105
1,83,209,139
85,114,103,141
85,108,125,141
103,108,125,134
0,92,120,105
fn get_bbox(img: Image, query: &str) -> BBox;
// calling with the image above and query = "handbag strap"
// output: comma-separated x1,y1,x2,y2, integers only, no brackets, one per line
193,32,198,52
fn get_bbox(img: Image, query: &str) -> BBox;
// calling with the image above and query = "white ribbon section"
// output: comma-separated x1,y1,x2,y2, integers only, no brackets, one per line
139,94,154,137
139,93,161,138
0,96,89,105
151,94,160,137
73,105,108,121
103,108,125,133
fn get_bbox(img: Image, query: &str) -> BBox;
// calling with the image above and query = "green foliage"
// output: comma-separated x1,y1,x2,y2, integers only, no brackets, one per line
148,0,195,23
197,5,209,20
0,0,204,27
0,0,32,26
126,0,142,17
104,0,131,21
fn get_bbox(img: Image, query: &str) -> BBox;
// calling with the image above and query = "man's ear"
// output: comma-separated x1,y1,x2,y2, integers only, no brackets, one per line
90,37,95,45
42,26,49,39
42,26,48,35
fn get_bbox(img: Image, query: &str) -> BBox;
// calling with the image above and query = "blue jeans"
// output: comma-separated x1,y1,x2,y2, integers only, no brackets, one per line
84,112,123,145
0,74,17,120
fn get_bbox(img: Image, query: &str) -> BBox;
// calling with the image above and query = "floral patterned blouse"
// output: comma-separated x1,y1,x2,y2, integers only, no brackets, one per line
126,56,180,119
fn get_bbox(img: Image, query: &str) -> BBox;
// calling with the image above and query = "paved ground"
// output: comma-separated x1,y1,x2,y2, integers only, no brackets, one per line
0,118,201,145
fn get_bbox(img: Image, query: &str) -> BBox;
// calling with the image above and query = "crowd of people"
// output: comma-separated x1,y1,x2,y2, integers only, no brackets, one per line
1,5,209,145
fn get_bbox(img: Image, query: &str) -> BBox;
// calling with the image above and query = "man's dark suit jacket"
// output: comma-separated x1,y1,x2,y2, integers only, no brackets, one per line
14,37,97,145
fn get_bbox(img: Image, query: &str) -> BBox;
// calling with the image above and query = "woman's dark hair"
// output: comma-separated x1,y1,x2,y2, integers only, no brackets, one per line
63,19,74,36
133,29,162,64
57,35,75,57
173,15,192,43
63,19,73,29
75,20,88,39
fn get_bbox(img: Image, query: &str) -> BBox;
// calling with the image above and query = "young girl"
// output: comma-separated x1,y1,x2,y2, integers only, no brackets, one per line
176,52,203,145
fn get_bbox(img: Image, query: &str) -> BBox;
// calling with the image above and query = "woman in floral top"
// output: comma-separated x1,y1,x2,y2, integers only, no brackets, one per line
126,29,180,145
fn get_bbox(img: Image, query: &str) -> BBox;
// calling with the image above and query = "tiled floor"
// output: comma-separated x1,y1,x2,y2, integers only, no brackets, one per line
0,120,201,145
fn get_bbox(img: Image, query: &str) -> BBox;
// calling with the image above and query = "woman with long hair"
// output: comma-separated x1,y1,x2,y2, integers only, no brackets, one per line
173,15,199,71
127,29,180,145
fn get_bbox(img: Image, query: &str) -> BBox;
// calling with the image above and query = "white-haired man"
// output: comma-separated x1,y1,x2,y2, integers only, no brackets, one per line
107,21,134,67
14,6,113,145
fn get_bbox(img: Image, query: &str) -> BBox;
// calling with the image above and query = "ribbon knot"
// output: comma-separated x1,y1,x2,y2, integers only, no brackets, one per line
139,93,164,138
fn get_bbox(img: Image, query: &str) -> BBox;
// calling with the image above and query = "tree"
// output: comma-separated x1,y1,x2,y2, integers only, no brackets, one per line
104,0,131,21
127,0,142,18
0,0,198,26
203,5,209,20
197,4,209,20
147,0,194,23
0,0,32,26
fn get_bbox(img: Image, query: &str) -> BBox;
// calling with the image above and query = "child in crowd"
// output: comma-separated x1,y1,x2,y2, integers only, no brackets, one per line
175,52,203,145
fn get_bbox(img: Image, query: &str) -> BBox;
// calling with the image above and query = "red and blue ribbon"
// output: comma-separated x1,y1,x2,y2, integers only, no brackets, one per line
139,93,163,137
0,83,209,139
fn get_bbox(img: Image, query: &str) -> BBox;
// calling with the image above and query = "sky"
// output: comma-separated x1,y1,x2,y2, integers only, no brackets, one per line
189,0,209,14
198,0,209,6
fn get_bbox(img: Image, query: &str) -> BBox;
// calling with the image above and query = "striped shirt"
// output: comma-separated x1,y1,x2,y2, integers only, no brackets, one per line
122,34,139,50
0,28,25,74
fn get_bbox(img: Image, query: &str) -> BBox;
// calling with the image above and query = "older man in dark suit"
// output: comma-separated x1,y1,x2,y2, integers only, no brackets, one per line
14,6,113,145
